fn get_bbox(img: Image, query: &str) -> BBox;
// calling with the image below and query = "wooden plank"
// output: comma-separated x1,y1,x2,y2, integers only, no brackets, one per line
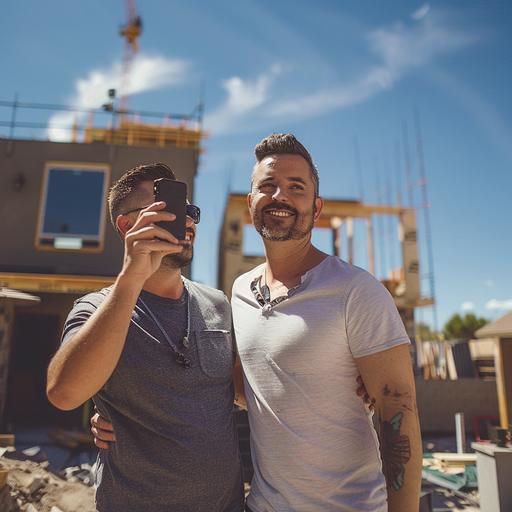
500,338,512,429
0,434,14,447
0,273,114,294
0,469,8,489
432,452,477,464
495,339,510,428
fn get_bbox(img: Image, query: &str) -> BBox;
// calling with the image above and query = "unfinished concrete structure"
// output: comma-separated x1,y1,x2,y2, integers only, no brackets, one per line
0,288,40,428
0,111,202,427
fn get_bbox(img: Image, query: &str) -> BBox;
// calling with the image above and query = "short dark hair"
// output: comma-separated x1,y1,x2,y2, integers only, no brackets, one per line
108,162,176,227
253,133,319,195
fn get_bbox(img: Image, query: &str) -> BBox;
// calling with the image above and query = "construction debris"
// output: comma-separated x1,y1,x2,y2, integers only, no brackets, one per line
423,453,478,491
0,449,95,512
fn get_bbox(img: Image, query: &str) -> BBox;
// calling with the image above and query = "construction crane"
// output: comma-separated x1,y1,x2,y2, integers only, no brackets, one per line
88,0,202,149
118,0,143,114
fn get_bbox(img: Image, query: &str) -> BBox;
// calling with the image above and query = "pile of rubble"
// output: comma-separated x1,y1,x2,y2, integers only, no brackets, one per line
0,447,95,512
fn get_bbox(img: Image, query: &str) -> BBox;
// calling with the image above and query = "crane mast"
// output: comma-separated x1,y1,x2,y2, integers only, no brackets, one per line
119,0,143,115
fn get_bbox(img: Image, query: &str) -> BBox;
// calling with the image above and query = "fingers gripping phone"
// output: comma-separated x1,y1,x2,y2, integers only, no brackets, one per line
153,178,187,240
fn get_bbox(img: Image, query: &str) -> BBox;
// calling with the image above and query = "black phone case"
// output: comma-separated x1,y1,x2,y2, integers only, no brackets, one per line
153,179,187,240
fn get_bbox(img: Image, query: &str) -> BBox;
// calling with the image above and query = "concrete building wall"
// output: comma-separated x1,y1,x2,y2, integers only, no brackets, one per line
416,377,499,434
0,138,199,277
0,301,14,425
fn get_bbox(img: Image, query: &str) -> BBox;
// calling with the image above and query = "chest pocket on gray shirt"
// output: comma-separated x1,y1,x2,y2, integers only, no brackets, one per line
196,329,233,380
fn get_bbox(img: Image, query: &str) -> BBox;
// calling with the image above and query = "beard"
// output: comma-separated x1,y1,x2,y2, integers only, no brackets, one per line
161,227,195,268
252,201,315,241
161,244,193,269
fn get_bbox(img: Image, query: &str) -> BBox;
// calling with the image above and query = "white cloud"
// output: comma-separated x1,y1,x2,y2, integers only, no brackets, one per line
265,9,475,121
485,299,512,311
460,301,475,311
204,64,282,135
47,54,189,142
412,4,431,21
200,8,476,136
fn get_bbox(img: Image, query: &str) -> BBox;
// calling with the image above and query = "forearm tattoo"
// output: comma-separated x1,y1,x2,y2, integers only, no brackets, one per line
379,385,412,491
383,384,414,412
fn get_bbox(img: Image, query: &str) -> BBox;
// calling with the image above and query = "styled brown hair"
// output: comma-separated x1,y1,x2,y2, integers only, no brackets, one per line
254,133,319,195
108,162,176,227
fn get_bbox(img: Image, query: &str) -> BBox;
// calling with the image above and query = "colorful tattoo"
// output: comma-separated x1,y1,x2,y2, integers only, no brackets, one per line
380,411,411,491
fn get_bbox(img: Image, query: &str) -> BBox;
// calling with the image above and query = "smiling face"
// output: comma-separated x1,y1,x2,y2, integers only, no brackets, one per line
249,154,322,242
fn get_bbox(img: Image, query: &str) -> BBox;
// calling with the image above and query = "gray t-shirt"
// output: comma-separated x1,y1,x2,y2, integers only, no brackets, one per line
62,278,243,512
232,256,410,512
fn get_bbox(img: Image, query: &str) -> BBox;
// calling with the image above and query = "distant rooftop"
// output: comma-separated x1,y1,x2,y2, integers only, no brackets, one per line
476,311,512,338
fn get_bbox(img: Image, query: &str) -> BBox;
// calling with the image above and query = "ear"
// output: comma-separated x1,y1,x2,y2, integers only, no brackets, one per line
246,192,253,211
115,214,132,237
313,197,323,223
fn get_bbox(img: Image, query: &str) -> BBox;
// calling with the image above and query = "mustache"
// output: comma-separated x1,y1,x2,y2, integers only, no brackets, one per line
262,202,297,215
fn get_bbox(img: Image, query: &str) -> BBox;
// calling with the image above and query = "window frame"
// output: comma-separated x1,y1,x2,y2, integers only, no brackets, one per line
35,161,111,253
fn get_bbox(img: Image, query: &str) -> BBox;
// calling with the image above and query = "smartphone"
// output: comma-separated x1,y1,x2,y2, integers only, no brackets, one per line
153,178,187,240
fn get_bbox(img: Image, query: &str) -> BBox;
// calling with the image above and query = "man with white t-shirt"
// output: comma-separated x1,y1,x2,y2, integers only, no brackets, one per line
231,133,422,512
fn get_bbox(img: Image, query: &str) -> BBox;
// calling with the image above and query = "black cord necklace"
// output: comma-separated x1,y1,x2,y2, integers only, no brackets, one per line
260,267,271,303
136,292,192,369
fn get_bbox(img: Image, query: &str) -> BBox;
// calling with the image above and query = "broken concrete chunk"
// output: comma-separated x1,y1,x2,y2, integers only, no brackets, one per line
1,455,95,511
27,476,46,496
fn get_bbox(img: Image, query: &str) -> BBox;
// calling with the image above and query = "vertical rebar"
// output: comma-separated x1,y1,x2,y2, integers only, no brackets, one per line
401,121,414,207
414,108,439,333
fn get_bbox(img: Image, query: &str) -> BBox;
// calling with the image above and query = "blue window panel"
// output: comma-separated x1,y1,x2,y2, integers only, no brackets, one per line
42,168,105,237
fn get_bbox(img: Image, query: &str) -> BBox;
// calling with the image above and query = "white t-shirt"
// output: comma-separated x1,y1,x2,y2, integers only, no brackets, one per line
232,256,410,512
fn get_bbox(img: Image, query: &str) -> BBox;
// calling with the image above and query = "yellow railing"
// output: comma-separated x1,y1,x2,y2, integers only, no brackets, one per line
84,121,203,149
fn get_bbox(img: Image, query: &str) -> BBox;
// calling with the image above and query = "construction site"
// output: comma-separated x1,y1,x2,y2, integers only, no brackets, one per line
1,2,511,511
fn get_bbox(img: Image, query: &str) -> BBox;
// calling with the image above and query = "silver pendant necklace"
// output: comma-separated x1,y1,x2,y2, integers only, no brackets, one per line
250,267,294,316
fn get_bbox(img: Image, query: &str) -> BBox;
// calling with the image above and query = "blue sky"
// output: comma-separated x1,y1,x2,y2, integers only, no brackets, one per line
2,1,511,330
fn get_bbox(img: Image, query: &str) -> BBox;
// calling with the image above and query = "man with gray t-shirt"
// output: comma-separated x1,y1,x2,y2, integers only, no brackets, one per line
231,134,422,512
47,163,243,512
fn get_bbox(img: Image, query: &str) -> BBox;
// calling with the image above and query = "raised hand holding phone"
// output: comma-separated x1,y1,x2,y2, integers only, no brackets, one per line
121,202,183,282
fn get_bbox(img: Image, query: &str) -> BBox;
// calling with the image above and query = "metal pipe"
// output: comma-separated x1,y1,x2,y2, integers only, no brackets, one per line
455,412,466,453
0,99,194,121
